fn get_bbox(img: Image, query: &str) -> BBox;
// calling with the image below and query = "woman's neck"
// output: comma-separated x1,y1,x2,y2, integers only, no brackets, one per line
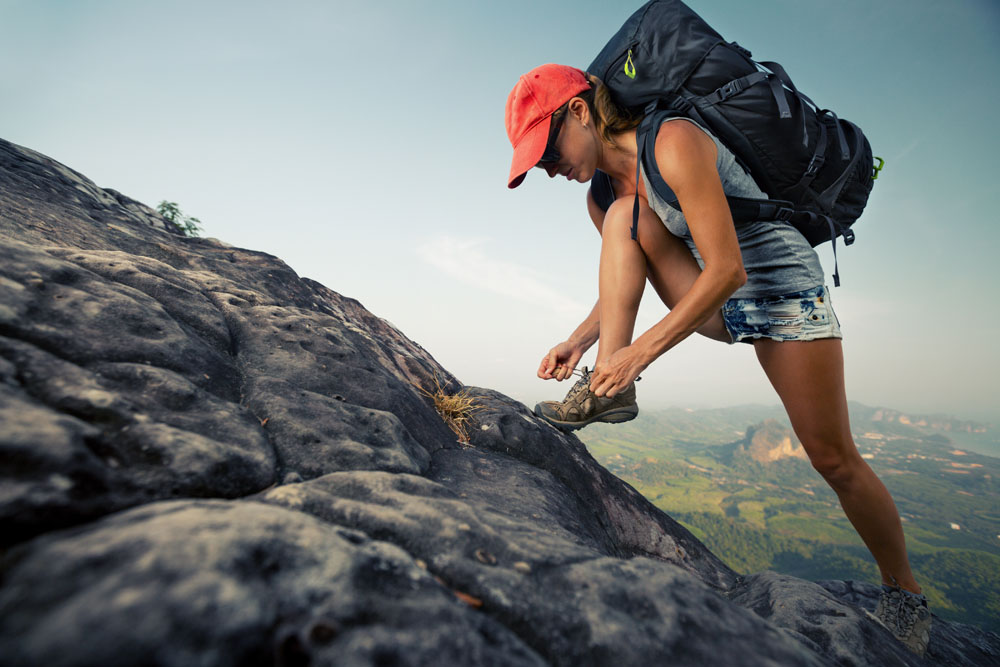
598,130,640,188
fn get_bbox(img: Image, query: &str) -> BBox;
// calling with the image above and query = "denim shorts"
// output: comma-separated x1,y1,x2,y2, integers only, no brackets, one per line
722,285,842,344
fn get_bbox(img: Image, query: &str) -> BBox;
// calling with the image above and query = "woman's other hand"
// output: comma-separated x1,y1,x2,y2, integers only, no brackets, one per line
590,344,650,397
538,341,585,380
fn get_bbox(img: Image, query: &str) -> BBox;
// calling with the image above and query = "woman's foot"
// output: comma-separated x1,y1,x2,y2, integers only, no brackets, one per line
534,367,638,431
870,584,932,656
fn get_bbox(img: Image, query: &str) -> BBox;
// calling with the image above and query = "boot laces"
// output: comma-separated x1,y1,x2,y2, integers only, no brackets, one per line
560,366,641,401
563,367,592,401
882,586,920,636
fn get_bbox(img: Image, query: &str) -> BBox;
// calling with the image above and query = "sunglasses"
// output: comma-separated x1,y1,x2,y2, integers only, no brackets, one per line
537,112,566,165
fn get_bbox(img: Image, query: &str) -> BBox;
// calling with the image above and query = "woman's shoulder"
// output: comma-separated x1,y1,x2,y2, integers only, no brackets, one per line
653,117,718,164
650,116,768,203
651,117,720,194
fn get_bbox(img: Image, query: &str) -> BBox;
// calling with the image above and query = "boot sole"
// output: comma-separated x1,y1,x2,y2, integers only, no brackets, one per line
533,405,638,432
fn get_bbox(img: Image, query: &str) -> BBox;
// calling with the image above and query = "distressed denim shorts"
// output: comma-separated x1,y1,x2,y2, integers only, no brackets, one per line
722,285,842,344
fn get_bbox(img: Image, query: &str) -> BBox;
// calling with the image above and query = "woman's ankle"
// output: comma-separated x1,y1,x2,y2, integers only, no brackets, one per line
883,574,922,596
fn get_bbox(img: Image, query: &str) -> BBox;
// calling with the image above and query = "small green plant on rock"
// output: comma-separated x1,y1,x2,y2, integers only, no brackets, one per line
157,200,203,237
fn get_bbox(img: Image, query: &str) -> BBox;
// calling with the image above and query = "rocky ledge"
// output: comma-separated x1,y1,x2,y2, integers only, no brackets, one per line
1,137,997,666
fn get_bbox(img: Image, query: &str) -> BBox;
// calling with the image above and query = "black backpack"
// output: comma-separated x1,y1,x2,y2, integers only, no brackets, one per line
586,0,883,285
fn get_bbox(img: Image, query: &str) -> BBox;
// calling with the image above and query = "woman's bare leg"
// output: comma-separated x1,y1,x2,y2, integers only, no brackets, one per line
754,337,921,593
596,198,730,364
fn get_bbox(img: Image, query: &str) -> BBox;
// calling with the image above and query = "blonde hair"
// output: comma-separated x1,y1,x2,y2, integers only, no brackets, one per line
551,73,641,147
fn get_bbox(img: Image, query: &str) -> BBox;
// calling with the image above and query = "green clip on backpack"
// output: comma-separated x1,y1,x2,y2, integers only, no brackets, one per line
587,0,884,286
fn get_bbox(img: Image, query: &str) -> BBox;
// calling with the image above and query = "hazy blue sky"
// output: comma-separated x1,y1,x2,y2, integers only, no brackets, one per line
2,0,998,422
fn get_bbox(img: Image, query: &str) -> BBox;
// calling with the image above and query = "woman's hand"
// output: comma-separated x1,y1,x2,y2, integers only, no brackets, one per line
590,343,650,398
538,341,585,381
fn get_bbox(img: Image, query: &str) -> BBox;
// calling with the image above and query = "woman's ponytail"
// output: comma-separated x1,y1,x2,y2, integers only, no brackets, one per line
550,74,641,148
586,73,641,147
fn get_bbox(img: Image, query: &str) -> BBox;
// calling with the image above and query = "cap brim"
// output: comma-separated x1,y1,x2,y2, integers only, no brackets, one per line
507,114,552,189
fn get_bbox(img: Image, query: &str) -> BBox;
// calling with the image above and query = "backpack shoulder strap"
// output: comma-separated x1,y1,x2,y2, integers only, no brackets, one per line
638,109,682,210
629,107,678,241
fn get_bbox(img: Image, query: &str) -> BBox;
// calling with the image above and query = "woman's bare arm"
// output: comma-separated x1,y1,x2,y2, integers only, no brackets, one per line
589,120,745,396
636,119,745,354
537,188,607,381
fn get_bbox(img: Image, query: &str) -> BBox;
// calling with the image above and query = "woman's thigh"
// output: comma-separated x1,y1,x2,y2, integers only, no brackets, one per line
604,197,730,342
753,337,858,466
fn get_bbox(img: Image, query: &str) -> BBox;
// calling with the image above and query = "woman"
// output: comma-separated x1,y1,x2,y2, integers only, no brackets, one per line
505,63,931,655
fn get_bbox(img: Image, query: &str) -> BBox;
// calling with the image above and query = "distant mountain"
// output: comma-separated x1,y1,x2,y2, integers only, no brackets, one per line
869,407,988,433
710,419,807,466
586,402,999,458
848,403,998,457
741,420,807,463
718,409,987,467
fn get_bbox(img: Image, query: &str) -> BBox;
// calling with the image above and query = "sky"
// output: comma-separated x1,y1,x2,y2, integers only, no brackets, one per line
2,0,999,424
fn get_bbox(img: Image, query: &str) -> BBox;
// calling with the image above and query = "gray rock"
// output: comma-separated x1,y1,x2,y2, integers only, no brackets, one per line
0,500,544,667
2,135,998,665
255,468,819,665
462,387,735,588
729,571,916,666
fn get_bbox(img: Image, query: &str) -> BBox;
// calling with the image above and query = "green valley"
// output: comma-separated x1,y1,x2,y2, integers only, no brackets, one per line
577,403,1000,632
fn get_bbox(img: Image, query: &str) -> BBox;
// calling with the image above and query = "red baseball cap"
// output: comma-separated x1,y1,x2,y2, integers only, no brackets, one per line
505,64,591,189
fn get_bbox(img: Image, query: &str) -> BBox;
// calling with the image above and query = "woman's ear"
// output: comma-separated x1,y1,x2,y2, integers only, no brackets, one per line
567,97,591,128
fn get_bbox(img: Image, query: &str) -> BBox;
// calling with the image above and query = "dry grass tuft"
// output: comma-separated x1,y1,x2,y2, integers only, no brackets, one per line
412,374,483,444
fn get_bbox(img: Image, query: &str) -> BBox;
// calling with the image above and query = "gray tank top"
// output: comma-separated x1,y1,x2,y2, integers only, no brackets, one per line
639,117,824,298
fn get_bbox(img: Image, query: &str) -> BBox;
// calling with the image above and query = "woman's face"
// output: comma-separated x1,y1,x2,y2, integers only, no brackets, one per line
535,99,598,183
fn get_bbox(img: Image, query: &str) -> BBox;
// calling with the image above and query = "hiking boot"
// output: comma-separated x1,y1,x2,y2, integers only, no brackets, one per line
534,367,638,431
870,584,932,657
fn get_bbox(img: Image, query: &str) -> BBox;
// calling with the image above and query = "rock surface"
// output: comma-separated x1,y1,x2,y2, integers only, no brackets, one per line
1,137,997,666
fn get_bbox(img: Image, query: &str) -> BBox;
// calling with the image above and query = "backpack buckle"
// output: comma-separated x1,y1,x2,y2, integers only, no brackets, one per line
805,154,825,177
720,80,742,98
775,207,794,222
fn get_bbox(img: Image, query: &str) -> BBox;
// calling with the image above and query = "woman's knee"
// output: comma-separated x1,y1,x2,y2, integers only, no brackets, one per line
603,197,672,252
805,442,866,488
603,197,639,236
